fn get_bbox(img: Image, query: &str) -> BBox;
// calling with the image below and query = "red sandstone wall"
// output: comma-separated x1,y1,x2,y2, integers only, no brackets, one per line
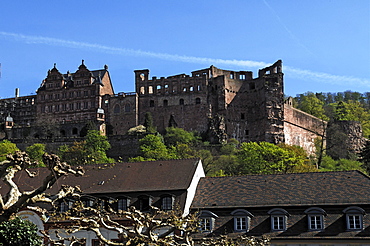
284,105,326,155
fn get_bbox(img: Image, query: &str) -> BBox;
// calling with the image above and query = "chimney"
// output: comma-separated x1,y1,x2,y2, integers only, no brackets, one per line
15,88,19,98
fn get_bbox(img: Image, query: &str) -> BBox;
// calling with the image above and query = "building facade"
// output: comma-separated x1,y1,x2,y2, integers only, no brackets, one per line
0,60,335,155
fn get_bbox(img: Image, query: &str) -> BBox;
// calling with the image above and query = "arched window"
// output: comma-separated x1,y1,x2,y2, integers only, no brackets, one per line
268,208,289,231
304,207,326,231
343,206,365,230
179,99,184,105
114,104,120,114
199,210,218,233
195,98,201,104
125,104,131,112
140,86,145,94
231,209,253,232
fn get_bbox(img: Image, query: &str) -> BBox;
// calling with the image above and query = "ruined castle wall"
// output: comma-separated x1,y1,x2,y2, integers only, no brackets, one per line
103,93,138,135
223,61,284,144
283,104,326,155
135,69,210,133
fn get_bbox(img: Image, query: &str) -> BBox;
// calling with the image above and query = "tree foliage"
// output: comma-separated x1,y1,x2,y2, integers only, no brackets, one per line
0,140,19,162
25,143,46,166
0,217,41,246
59,130,114,165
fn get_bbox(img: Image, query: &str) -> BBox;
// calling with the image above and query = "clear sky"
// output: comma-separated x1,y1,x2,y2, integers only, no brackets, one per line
0,0,369,99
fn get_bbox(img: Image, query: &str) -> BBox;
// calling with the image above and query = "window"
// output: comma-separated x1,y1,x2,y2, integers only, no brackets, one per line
230,73,234,79
148,86,153,94
195,98,201,105
343,206,365,231
117,197,129,212
231,209,253,232
199,210,218,233
163,100,168,107
161,195,174,211
268,208,289,231
60,200,73,212
179,99,184,105
114,104,120,114
150,100,154,107
305,207,326,231
125,104,131,112
239,74,246,80
138,196,152,211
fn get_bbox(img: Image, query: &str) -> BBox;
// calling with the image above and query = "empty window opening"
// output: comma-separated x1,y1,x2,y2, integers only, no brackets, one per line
196,98,201,104
190,86,194,92
140,86,145,94
163,100,168,106
150,100,154,107
114,104,120,114
230,73,234,79
241,113,245,120
179,99,184,105
239,74,246,80
249,82,255,90
125,104,131,112
148,86,153,94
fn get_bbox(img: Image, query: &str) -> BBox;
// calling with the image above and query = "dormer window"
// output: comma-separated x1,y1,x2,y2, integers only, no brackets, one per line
304,207,326,231
268,208,289,231
117,197,129,212
138,195,152,211
343,206,365,231
231,209,253,232
161,195,174,211
199,210,218,233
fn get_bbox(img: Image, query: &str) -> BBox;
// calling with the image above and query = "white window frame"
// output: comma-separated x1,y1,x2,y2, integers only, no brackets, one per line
231,209,253,232
343,206,365,231
305,207,326,231
199,210,218,233
268,208,289,232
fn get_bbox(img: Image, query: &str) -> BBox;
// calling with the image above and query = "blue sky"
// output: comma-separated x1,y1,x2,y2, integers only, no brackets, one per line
0,0,369,99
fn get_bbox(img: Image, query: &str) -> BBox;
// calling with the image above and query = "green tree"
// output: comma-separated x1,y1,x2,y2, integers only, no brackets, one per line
359,140,370,174
130,134,175,161
59,130,114,165
0,140,19,162
25,143,46,166
233,142,307,175
164,127,200,147
0,217,41,246
296,92,329,120
143,112,157,133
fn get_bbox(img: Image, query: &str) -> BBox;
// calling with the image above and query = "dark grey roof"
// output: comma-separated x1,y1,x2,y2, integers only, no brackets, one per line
191,171,370,209
9,158,201,196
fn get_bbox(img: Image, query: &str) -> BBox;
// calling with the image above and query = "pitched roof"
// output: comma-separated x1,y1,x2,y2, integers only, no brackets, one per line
191,171,370,209
8,158,201,196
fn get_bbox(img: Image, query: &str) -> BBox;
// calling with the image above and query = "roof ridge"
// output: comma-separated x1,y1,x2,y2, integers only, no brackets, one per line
204,170,366,179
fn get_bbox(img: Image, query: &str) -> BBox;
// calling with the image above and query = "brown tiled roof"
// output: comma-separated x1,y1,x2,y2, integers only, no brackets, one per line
191,171,370,209
8,158,200,195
